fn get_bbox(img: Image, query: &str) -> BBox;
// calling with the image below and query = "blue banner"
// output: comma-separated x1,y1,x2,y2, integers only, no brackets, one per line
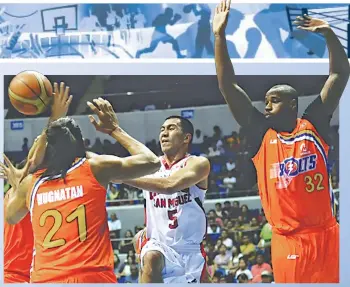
10,120,24,130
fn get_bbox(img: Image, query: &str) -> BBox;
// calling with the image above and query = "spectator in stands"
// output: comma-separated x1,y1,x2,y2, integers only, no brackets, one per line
235,257,253,282
121,255,138,278
215,239,223,251
208,209,224,227
231,200,241,218
223,171,237,189
237,273,249,283
215,203,223,218
240,235,256,263
119,230,134,253
251,254,272,283
228,246,243,276
212,125,222,142
212,271,223,283
205,242,218,270
113,252,125,279
222,201,232,217
22,137,29,155
226,131,240,151
125,264,139,283
108,213,122,250
221,229,233,250
249,217,260,230
241,204,252,222
213,244,231,274
257,221,272,250
207,218,221,235
261,270,274,283
192,129,204,144
107,183,120,203
207,146,221,158
237,215,246,225
226,157,236,171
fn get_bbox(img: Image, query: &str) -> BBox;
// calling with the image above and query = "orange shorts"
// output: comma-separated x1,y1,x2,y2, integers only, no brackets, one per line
31,270,117,283
271,220,339,283
4,272,30,283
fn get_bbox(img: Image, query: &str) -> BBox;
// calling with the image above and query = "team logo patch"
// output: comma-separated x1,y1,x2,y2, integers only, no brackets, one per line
279,154,317,177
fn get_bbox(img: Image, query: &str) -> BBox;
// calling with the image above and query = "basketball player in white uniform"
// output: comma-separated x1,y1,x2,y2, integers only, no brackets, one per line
122,116,210,283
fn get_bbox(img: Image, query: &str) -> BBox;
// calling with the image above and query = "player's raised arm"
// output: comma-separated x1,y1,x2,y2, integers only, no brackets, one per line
122,156,210,194
294,15,350,115
214,0,260,127
28,82,73,171
0,155,32,224
87,98,160,184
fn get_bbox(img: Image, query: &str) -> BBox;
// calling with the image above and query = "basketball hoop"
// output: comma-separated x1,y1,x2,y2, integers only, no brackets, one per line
54,16,68,36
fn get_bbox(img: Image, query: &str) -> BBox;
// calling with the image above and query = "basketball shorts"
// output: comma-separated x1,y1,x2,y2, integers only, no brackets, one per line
4,272,30,283
271,219,339,283
140,239,206,283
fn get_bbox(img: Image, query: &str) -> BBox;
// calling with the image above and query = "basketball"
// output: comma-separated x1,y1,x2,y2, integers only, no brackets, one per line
8,71,53,116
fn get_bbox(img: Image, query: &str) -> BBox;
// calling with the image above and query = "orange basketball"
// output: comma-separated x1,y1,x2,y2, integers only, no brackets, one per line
8,71,53,115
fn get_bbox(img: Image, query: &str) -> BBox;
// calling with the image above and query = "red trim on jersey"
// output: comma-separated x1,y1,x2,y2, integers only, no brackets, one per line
160,154,190,170
200,243,208,283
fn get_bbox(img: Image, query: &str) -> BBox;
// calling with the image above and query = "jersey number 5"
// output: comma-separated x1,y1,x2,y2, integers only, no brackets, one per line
39,204,87,249
304,173,325,193
168,209,179,229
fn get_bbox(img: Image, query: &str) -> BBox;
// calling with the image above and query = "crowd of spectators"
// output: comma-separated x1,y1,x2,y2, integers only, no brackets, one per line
5,124,340,206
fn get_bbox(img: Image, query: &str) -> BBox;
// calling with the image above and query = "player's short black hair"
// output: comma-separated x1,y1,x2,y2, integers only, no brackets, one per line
165,116,194,143
267,84,299,100
40,117,86,181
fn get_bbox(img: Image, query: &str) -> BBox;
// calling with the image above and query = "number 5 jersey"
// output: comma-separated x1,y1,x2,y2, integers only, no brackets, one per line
143,155,207,252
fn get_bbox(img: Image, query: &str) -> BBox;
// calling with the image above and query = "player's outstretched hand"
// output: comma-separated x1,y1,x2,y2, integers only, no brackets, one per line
50,82,73,122
293,14,330,34
87,97,119,134
213,0,231,36
0,154,32,190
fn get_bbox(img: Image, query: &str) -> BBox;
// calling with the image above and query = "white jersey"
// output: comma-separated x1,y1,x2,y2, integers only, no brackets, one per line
143,155,207,252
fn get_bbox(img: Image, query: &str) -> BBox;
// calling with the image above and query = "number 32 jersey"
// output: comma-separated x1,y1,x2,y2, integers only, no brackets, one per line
252,118,335,235
143,155,207,251
26,158,115,283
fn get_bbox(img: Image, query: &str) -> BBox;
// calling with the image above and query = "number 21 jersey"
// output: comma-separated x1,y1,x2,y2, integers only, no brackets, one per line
26,158,116,283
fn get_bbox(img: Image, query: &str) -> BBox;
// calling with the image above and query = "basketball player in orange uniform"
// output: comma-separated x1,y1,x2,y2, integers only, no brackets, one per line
213,0,349,283
1,98,160,283
4,81,74,283
4,174,33,283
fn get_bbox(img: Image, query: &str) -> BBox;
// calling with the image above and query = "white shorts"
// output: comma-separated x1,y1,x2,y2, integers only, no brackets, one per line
140,239,206,283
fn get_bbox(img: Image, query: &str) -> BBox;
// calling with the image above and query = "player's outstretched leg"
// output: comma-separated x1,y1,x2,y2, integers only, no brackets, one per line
141,250,165,283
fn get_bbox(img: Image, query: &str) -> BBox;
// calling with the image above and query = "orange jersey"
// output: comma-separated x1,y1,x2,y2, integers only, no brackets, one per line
26,158,116,283
4,188,34,283
252,118,335,234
